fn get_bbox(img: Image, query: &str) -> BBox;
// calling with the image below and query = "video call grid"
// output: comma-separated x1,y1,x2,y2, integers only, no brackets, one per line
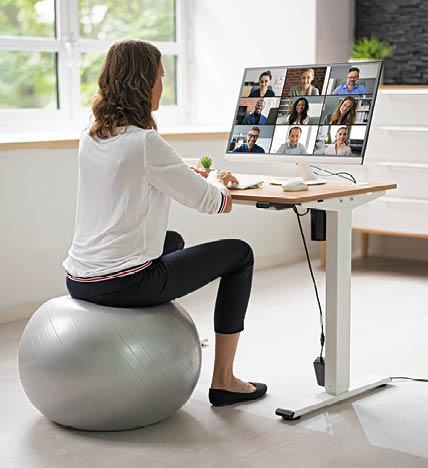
228,62,381,157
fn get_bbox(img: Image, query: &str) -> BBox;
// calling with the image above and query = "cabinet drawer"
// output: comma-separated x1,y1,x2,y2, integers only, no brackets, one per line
365,127,428,163
373,94,428,126
367,164,428,199
361,198,428,235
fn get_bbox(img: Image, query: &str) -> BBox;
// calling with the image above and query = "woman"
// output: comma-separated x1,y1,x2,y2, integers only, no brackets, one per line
63,40,267,407
325,96,357,125
248,70,275,97
287,97,310,124
288,69,319,96
325,127,352,155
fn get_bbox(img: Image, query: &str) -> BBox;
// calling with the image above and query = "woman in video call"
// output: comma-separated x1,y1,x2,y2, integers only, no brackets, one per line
288,68,320,96
324,96,357,125
287,97,310,124
325,127,352,156
248,70,275,97
63,39,267,408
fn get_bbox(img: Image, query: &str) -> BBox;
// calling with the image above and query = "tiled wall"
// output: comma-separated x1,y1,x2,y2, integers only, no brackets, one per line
355,0,428,85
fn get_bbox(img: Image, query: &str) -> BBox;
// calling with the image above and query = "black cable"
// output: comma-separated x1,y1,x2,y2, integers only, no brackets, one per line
390,377,428,383
310,165,357,184
313,172,356,184
293,206,325,359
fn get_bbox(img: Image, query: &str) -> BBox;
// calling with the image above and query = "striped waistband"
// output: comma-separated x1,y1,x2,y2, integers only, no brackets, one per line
66,260,153,283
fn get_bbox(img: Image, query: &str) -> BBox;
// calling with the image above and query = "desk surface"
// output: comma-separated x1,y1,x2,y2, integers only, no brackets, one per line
229,181,397,204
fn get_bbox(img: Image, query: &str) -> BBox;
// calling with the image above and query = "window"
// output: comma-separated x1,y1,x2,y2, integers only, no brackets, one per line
0,0,187,128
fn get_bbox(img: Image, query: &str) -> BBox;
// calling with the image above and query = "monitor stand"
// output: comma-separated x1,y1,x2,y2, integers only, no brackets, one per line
298,163,326,185
267,163,326,186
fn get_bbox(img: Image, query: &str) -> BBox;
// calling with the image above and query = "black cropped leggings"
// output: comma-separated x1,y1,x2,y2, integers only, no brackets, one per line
66,232,254,334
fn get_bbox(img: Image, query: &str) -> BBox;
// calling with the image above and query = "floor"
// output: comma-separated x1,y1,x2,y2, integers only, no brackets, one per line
1,257,428,468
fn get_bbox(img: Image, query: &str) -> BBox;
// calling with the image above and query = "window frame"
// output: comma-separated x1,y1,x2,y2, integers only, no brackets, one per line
0,0,188,131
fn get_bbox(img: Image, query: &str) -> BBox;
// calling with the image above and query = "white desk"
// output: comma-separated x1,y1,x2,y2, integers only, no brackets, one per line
230,181,397,420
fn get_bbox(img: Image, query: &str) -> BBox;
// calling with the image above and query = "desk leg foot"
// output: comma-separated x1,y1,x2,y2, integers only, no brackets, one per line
275,408,301,421
275,376,392,421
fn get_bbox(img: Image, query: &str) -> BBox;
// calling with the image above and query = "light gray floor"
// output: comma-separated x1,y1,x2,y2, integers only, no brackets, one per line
2,257,428,468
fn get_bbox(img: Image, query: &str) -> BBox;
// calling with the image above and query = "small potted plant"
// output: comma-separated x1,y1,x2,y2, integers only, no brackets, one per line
200,155,213,173
350,35,393,84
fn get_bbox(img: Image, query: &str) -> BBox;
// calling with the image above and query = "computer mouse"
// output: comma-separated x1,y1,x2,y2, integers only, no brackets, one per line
282,180,308,192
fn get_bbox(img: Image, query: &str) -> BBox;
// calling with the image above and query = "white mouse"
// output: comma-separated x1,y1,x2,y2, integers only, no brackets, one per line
282,180,308,192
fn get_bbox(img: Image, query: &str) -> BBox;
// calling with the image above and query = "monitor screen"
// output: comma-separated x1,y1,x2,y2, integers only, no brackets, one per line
225,61,382,165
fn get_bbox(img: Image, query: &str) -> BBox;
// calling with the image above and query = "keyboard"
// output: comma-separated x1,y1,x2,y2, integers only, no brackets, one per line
228,174,264,190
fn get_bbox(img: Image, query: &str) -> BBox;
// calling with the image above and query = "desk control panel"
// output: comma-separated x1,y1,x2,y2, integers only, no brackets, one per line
256,201,295,210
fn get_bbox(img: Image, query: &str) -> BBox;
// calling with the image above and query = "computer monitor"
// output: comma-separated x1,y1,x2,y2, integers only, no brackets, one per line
225,61,383,183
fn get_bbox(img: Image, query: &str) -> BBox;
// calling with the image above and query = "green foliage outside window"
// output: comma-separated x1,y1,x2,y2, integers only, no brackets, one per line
0,51,57,108
0,0,57,108
0,0,55,37
0,0,178,109
78,0,175,41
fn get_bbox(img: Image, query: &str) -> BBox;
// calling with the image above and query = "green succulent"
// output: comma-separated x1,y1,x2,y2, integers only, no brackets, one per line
200,155,212,170
350,36,393,60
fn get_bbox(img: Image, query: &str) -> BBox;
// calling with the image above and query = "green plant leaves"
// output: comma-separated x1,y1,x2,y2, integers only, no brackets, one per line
350,36,393,60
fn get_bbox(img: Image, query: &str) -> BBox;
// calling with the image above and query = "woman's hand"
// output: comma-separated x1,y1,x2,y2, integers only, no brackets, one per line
217,171,239,187
190,166,209,178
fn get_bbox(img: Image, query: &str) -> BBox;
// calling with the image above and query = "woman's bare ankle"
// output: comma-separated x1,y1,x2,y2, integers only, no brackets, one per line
211,376,256,393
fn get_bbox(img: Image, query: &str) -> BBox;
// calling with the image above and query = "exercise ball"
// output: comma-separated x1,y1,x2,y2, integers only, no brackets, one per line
18,296,202,431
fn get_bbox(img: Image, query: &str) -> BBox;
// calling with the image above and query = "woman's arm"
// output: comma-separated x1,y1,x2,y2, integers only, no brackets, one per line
144,131,231,215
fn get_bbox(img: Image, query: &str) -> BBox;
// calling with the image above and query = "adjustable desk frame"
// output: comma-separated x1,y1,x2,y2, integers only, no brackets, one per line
230,182,396,420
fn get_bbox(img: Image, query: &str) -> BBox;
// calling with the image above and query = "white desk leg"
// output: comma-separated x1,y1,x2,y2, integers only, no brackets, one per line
276,203,391,421
325,208,352,395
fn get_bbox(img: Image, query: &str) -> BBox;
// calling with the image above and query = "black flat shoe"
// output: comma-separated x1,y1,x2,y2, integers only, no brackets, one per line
209,382,267,407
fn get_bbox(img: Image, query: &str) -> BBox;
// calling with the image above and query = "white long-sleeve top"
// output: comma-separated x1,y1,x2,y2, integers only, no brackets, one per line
63,126,226,280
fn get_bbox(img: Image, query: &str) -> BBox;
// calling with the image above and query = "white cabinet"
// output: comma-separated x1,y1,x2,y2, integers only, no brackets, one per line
352,87,428,250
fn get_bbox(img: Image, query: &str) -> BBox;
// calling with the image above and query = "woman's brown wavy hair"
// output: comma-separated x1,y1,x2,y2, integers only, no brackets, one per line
89,39,161,139
329,96,357,125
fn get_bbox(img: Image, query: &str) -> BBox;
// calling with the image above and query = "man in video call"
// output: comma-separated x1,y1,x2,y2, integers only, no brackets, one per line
242,99,267,125
333,67,368,95
232,126,265,153
278,127,307,154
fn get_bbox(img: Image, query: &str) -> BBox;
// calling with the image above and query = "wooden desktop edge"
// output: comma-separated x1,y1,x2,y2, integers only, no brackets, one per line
229,181,397,205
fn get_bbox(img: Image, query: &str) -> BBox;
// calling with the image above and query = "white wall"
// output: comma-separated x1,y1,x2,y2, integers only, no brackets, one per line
188,0,317,126
315,0,355,64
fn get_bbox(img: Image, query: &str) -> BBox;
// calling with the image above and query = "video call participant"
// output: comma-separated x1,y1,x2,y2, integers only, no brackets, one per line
288,97,310,124
232,127,265,153
333,67,368,95
277,127,307,154
288,69,320,96
323,96,357,125
242,99,267,125
325,127,352,155
248,71,275,97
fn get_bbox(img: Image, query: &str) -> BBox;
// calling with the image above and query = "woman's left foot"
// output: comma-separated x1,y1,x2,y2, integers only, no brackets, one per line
209,382,267,406
211,378,255,393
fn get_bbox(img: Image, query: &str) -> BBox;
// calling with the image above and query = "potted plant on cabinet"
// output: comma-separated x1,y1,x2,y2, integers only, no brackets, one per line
350,35,393,84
